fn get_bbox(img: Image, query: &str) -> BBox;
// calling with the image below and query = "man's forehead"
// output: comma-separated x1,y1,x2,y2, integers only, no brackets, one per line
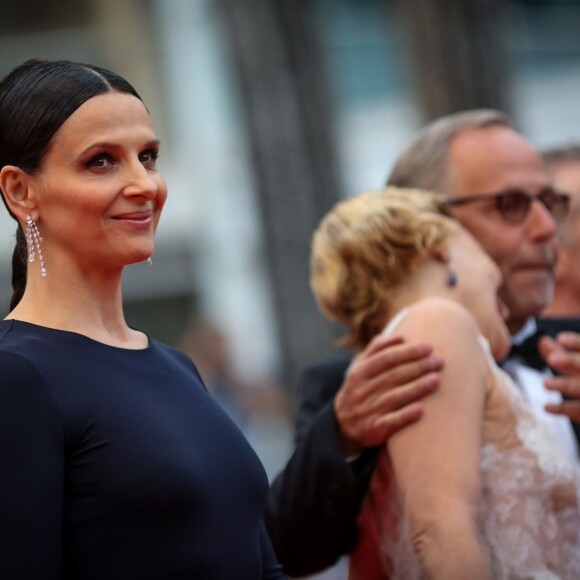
446,126,548,196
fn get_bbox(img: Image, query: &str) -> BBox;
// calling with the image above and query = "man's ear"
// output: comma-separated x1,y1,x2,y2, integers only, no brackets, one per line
0,165,38,221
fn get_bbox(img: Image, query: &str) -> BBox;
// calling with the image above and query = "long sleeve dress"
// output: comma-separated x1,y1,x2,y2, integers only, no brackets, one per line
0,319,284,580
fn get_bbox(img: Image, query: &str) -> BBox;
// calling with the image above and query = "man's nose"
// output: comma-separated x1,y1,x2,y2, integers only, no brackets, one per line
528,197,557,242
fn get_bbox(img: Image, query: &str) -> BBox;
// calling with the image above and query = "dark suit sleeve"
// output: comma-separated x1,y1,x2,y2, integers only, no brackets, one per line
264,357,378,577
258,521,287,579
0,353,65,579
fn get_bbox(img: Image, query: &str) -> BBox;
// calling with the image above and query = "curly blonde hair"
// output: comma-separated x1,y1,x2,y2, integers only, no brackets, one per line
311,187,458,350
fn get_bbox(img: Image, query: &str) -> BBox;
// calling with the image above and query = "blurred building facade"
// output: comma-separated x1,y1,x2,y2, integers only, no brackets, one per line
1,0,580,393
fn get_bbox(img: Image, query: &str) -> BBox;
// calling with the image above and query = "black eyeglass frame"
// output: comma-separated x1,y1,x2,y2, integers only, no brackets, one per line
441,187,571,224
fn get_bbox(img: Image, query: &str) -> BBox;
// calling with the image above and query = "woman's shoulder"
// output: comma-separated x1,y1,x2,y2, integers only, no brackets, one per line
394,298,490,367
0,347,45,385
0,328,50,400
397,298,493,390
0,319,68,362
0,320,39,365
153,340,194,366
393,298,479,337
0,349,41,374
0,324,64,434
151,340,207,386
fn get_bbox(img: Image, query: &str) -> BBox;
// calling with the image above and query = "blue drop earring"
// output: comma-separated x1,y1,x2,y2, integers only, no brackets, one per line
446,264,457,287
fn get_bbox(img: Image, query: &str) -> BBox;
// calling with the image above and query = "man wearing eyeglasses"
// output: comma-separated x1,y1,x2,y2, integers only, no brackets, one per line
388,110,578,460
266,109,580,577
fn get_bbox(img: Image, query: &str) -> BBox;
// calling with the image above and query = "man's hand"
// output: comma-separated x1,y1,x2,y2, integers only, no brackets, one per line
540,332,580,421
333,333,443,456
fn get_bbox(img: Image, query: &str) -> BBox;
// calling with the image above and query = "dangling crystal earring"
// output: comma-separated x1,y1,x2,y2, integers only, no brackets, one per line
25,217,35,263
446,264,457,287
147,256,153,265
26,215,47,277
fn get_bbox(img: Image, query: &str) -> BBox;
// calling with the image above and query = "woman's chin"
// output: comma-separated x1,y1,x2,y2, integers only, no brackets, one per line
124,249,154,266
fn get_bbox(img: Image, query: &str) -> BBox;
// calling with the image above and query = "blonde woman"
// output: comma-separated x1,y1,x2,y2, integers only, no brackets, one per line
311,188,580,579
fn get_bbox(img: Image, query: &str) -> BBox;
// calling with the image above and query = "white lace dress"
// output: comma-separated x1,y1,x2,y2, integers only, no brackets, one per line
479,350,580,579
350,316,580,579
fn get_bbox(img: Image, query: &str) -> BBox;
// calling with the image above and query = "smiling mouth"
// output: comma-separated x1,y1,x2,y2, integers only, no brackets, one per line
112,211,153,222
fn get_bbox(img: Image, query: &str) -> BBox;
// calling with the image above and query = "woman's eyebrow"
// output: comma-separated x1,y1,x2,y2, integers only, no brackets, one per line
79,139,161,156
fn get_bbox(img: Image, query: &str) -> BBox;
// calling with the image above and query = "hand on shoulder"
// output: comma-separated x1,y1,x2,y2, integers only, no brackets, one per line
333,313,446,457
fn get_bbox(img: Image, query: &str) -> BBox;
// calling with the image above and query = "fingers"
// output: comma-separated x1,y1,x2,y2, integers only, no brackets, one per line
368,355,443,394
544,349,580,377
538,332,580,377
361,333,405,358
371,372,440,415
335,376,437,452
334,368,441,453
545,375,580,399
538,331,580,353
545,400,580,422
542,333,580,422
351,338,441,384
538,335,559,361
347,353,443,412
333,335,444,455
557,331,580,352
373,403,424,441
335,405,424,455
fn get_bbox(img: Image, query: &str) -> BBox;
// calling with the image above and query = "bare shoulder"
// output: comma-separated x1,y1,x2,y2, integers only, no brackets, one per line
396,298,492,392
394,298,480,342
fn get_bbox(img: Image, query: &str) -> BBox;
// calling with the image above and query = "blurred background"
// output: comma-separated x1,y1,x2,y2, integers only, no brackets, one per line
1,0,580,516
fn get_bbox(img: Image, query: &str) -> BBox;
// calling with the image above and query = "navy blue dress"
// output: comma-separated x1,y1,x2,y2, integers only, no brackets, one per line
0,319,284,579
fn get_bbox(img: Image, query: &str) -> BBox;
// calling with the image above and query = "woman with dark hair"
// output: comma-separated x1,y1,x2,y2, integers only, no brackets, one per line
0,59,284,579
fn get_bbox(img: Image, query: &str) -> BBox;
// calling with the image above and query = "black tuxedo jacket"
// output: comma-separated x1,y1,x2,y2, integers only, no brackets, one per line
265,317,580,577
264,353,378,577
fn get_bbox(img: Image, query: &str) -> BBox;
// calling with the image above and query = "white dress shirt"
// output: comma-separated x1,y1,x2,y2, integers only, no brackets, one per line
503,318,579,463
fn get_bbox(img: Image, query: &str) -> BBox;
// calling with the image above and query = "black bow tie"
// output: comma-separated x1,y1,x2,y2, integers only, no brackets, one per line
508,331,546,371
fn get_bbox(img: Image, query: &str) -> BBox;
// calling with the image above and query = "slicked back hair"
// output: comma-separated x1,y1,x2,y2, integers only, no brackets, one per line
0,59,142,310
